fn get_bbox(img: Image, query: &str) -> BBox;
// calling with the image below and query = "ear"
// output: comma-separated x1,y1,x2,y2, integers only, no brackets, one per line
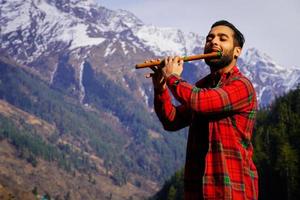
234,47,242,59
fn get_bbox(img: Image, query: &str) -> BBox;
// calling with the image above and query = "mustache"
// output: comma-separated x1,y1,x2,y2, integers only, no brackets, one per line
204,47,223,53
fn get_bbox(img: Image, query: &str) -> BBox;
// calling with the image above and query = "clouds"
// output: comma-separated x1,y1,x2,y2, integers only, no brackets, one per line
97,0,300,67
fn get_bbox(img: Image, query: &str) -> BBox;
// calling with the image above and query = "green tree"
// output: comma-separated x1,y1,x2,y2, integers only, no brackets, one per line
167,186,176,200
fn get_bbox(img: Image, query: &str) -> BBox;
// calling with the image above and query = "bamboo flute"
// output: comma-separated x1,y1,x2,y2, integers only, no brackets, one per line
135,51,222,69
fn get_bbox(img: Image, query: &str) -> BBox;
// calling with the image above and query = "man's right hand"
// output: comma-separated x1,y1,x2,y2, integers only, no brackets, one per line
144,59,167,93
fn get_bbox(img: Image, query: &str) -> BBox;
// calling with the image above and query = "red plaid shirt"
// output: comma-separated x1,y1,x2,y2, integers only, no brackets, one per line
154,66,258,200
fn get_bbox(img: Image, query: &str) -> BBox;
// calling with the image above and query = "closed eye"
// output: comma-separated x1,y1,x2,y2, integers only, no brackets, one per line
220,37,227,41
219,34,229,41
206,34,214,42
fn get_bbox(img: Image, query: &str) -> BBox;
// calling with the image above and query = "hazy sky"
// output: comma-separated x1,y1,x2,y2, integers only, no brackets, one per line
96,0,300,67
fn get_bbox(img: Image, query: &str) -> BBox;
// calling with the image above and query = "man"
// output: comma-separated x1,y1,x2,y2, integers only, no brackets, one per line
147,20,258,199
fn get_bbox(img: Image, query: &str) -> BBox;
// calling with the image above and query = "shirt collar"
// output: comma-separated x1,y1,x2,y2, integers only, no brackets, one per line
212,66,239,79
210,66,239,86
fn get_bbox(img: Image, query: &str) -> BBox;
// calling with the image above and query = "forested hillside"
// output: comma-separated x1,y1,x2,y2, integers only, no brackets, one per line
150,86,300,200
0,57,188,199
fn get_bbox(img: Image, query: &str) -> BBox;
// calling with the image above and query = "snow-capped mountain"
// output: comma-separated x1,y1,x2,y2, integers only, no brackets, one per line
1,0,299,106
239,48,300,106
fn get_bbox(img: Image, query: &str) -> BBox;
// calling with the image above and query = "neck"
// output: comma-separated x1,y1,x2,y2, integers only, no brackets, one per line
210,60,237,75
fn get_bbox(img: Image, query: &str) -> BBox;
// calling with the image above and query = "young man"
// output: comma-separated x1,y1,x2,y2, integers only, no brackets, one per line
148,20,258,199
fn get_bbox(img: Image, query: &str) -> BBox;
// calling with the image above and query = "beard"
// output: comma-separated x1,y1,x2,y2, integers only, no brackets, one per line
204,48,234,71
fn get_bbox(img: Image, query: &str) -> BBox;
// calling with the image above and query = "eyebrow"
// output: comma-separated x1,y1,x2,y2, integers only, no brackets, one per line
206,33,230,39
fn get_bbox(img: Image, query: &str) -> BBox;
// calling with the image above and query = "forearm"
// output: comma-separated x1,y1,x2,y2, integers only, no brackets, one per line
154,89,190,131
165,74,256,114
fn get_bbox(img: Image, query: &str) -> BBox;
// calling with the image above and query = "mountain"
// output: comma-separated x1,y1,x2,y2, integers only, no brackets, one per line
2,0,299,106
1,0,300,199
238,48,300,106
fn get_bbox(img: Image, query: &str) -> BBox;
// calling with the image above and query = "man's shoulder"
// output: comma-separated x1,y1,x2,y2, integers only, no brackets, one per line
231,69,253,85
229,70,256,95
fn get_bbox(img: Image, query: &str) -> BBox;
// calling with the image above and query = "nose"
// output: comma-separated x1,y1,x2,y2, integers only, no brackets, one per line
211,37,219,46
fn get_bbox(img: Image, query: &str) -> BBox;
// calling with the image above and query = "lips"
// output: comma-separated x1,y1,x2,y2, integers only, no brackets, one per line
211,47,222,52
204,46,222,55
205,46,222,54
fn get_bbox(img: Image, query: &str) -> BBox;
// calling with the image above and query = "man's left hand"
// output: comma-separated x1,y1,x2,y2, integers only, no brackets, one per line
162,56,184,78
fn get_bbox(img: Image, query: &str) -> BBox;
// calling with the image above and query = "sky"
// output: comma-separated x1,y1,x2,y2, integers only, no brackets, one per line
96,0,300,67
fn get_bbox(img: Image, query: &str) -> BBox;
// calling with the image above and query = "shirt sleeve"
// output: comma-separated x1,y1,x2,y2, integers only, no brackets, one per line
154,88,192,131
166,74,256,115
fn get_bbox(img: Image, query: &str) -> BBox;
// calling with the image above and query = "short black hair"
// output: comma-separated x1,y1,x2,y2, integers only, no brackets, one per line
211,20,245,48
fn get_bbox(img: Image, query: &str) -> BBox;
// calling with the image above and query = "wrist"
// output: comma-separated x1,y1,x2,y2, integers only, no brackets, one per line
163,71,180,79
154,84,167,93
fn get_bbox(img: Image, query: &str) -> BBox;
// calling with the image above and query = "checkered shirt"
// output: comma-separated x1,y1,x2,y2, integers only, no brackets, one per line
154,66,258,200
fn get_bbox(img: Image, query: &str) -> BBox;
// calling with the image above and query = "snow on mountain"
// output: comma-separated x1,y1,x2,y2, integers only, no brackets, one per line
111,9,144,29
1,0,300,106
0,0,201,61
1,0,106,59
59,23,105,49
239,48,300,105
134,25,205,56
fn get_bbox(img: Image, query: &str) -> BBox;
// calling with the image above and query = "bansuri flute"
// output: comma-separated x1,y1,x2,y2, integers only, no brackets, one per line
135,50,222,69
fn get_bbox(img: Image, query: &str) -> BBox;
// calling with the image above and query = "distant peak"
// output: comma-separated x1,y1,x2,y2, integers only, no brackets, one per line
245,48,270,59
114,9,144,26
243,47,280,67
46,0,97,10
243,48,286,70
47,0,96,4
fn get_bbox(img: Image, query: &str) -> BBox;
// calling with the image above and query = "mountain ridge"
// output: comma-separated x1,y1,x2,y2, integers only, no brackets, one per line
1,0,300,106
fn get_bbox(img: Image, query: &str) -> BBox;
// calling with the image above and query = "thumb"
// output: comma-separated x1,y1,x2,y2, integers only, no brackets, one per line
179,59,184,66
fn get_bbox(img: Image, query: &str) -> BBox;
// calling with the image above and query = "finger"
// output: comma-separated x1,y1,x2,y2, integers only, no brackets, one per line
161,57,166,66
179,59,184,66
164,57,168,65
144,59,159,63
144,73,154,78
174,56,179,64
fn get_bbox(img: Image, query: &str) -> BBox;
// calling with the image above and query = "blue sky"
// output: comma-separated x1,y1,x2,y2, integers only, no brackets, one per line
96,0,300,67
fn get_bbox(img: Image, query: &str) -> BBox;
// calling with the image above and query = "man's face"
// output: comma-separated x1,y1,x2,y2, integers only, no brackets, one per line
204,25,240,70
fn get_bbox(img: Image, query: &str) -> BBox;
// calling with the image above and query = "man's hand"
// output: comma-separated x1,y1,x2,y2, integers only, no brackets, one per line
162,56,184,78
144,59,167,93
144,56,183,92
